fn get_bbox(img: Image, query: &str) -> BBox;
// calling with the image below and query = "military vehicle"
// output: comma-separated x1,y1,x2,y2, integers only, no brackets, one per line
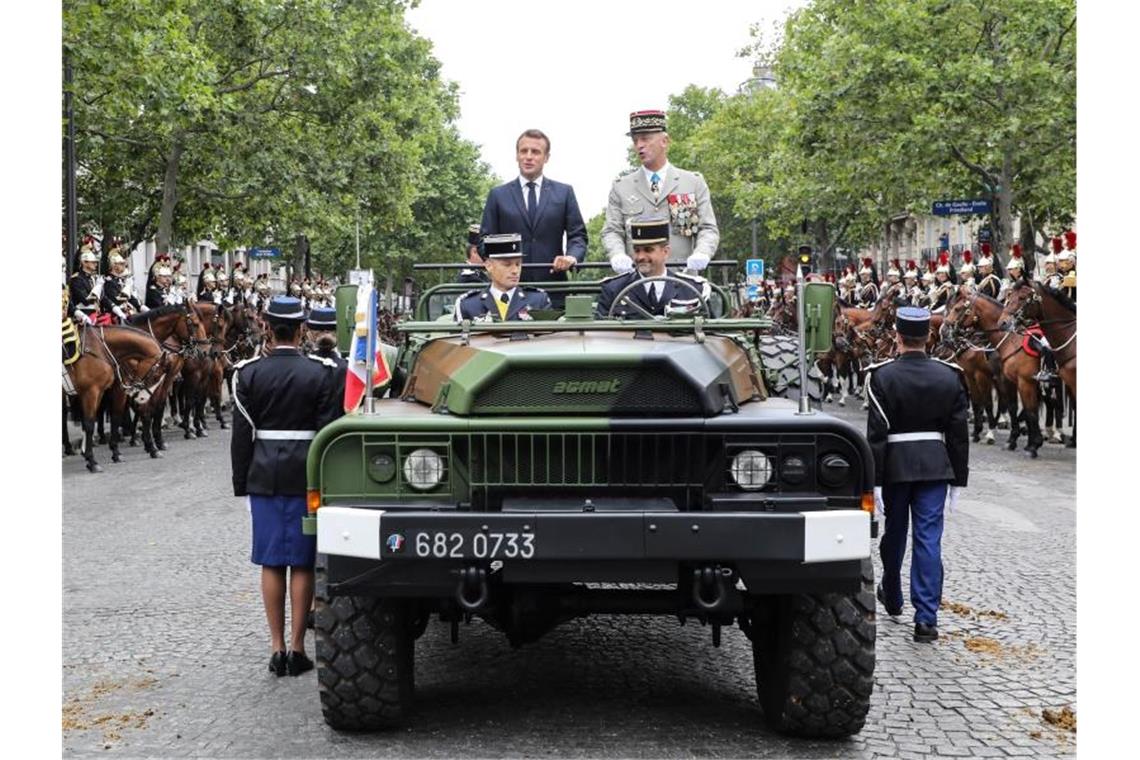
306,268,876,738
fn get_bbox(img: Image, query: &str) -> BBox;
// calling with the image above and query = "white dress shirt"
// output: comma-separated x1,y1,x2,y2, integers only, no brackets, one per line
642,162,672,191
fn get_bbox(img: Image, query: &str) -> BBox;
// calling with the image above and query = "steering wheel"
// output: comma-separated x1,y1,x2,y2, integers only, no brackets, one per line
606,274,711,320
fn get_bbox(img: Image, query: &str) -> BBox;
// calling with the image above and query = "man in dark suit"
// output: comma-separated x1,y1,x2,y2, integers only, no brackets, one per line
480,129,587,306
866,307,970,643
595,218,709,319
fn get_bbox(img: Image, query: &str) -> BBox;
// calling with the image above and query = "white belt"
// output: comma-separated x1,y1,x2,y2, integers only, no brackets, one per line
255,430,316,441
886,432,945,443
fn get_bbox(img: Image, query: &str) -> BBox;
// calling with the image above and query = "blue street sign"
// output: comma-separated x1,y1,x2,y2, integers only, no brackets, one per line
932,199,992,216
746,258,765,285
746,284,760,302
249,246,281,259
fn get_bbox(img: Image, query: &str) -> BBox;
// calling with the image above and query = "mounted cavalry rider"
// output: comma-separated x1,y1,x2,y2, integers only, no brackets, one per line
596,217,710,318
100,247,143,322
1056,229,1076,302
251,274,272,311
1041,237,1062,288
145,263,177,309
170,258,189,304
957,250,977,292
453,233,552,322
929,252,955,313
197,263,222,304
856,258,879,306
69,242,105,325
901,261,922,306
837,266,856,306
975,242,1002,300
1001,245,1027,302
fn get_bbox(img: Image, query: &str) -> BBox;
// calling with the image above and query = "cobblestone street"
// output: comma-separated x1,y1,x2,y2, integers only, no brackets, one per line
62,404,1076,758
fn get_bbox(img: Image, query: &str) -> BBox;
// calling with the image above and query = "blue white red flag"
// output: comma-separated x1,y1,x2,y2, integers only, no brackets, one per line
343,284,391,413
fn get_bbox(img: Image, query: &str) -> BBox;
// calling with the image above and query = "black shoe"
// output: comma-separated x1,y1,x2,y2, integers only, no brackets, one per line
268,650,287,677
914,622,939,643
286,650,314,676
876,583,902,617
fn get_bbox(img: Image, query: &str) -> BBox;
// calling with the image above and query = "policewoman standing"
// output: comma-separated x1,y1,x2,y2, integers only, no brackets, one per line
867,307,969,643
231,296,343,676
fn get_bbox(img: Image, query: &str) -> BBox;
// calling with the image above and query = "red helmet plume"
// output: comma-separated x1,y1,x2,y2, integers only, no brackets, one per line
939,252,949,266
1051,236,1063,253
1011,243,1022,258
1063,230,1076,250
981,242,992,256
962,250,973,264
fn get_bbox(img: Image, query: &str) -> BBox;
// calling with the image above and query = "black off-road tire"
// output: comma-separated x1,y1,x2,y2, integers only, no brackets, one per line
751,558,876,738
314,565,414,731
756,333,825,403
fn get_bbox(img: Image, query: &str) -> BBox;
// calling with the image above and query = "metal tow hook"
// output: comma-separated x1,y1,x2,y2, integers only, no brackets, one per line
692,565,729,612
455,565,489,612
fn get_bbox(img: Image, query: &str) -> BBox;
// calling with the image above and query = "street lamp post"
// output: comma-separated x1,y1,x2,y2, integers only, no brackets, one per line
64,52,77,276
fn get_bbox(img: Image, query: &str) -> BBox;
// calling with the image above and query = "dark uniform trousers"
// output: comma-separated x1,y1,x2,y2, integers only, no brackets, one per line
867,351,969,626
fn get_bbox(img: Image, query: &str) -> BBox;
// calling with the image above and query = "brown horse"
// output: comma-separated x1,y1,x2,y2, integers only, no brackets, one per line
1001,279,1076,446
944,291,1045,457
938,288,1009,445
65,325,168,472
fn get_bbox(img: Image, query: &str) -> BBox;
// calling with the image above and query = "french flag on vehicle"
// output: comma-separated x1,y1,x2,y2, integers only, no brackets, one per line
343,283,391,413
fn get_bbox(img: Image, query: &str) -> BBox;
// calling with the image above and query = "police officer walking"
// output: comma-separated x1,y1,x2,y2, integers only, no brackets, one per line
230,296,343,676
867,306,970,643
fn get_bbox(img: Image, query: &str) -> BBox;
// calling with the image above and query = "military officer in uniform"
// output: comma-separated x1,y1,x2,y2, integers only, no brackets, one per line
902,261,922,305
145,264,176,309
929,253,955,313
69,244,104,324
868,306,969,643
305,306,348,388
595,217,710,318
1056,230,1076,301
975,243,1002,300
958,250,977,291
101,249,143,321
252,274,272,311
458,223,489,285
602,110,719,273
1041,237,1062,288
231,296,343,677
855,258,879,306
453,233,552,322
1001,245,1026,301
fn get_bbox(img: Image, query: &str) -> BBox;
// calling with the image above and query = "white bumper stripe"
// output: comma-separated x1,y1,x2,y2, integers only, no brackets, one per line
801,510,871,563
317,507,385,559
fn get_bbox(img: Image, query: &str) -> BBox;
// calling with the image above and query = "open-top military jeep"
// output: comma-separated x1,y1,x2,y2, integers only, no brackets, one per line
307,271,876,738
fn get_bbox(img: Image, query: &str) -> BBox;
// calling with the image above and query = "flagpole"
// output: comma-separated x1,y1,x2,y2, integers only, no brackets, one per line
364,285,376,414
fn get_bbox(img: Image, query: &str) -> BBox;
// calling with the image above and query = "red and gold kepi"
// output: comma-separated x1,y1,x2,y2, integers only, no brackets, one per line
627,109,667,135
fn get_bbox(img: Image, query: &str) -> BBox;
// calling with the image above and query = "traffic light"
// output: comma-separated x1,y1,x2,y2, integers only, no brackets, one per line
798,245,813,278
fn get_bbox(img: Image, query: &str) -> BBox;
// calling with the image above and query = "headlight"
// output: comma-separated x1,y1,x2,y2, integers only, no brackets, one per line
818,453,852,488
781,454,808,485
730,449,772,490
403,448,444,491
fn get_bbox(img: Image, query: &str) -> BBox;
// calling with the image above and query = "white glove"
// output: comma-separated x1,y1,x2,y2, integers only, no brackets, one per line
610,253,634,274
873,486,884,520
686,252,710,272
946,486,962,515
113,306,127,321
74,309,93,324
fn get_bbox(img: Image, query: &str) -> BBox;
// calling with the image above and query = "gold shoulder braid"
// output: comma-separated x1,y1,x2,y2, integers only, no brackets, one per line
1062,271,1076,288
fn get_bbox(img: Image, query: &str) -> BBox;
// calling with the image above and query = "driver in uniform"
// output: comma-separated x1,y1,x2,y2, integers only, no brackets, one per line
595,217,709,318
453,233,552,321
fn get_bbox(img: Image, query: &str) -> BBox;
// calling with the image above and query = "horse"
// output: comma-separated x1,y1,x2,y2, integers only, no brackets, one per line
938,289,1009,445
123,304,210,452
64,325,168,472
1001,279,1077,446
944,291,1045,457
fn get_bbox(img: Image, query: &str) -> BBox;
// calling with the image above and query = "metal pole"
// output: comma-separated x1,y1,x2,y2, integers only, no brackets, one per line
355,211,361,269
64,53,77,276
795,266,812,415
751,219,757,260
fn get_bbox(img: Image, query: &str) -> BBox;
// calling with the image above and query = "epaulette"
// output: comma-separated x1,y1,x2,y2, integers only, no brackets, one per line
458,288,483,300
933,357,963,372
307,354,338,369
599,270,632,283
865,358,894,372
233,356,260,371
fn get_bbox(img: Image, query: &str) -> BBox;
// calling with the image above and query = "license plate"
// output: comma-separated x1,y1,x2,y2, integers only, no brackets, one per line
410,531,536,559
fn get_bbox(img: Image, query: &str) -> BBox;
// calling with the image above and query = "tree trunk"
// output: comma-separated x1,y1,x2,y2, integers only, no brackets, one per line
155,135,184,255
994,149,1014,268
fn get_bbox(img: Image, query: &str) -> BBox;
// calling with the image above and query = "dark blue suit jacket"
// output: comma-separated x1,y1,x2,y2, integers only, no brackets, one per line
480,177,588,286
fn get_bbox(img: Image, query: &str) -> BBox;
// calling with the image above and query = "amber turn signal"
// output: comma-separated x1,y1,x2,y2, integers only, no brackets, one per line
307,489,321,514
861,492,875,513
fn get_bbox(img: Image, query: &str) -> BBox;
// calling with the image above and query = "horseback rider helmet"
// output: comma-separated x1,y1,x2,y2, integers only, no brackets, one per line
886,259,901,283
1006,244,1025,275
959,250,975,279
858,258,873,281
977,242,994,274
902,260,918,283
1057,230,1075,270
922,261,935,286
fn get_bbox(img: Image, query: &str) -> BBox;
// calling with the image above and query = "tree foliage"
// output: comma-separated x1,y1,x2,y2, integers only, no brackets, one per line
64,0,495,277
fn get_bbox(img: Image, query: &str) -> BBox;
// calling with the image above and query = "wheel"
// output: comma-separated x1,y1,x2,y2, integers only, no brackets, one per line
314,564,415,730
755,334,825,403
750,558,876,738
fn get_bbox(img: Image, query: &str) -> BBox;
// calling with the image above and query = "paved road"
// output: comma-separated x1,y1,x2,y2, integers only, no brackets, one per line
62,404,1076,758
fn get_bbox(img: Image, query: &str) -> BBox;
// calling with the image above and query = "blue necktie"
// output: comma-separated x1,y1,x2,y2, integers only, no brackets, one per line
526,181,537,224
650,172,661,200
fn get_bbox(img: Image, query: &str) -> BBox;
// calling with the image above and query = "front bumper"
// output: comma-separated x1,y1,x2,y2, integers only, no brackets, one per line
316,507,871,564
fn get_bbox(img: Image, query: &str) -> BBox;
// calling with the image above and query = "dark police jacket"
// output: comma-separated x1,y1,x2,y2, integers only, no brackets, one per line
866,351,969,488
230,347,343,497
594,270,708,318
453,286,551,321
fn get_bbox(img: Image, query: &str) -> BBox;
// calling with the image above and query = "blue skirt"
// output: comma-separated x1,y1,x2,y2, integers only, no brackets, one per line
249,494,316,568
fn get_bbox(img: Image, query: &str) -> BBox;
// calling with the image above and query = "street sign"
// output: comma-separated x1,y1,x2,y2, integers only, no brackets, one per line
978,228,992,242
249,246,281,259
745,258,765,284
932,199,992,216
348,269,373,288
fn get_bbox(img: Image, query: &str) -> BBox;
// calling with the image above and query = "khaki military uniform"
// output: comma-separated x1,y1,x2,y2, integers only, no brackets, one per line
602,165,719,264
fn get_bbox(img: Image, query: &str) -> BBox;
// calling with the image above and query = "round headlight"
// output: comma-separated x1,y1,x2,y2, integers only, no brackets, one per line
367,453,396,484
781,454,808,485
818,453,852,488
403,448,444,491
730,450,772,490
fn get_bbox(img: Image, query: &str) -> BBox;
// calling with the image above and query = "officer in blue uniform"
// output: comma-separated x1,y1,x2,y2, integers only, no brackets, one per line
230,296,343,676
595,217,710,318
867,306,970,643
304,306,348,391
458,223,489,285
453,233,552,321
